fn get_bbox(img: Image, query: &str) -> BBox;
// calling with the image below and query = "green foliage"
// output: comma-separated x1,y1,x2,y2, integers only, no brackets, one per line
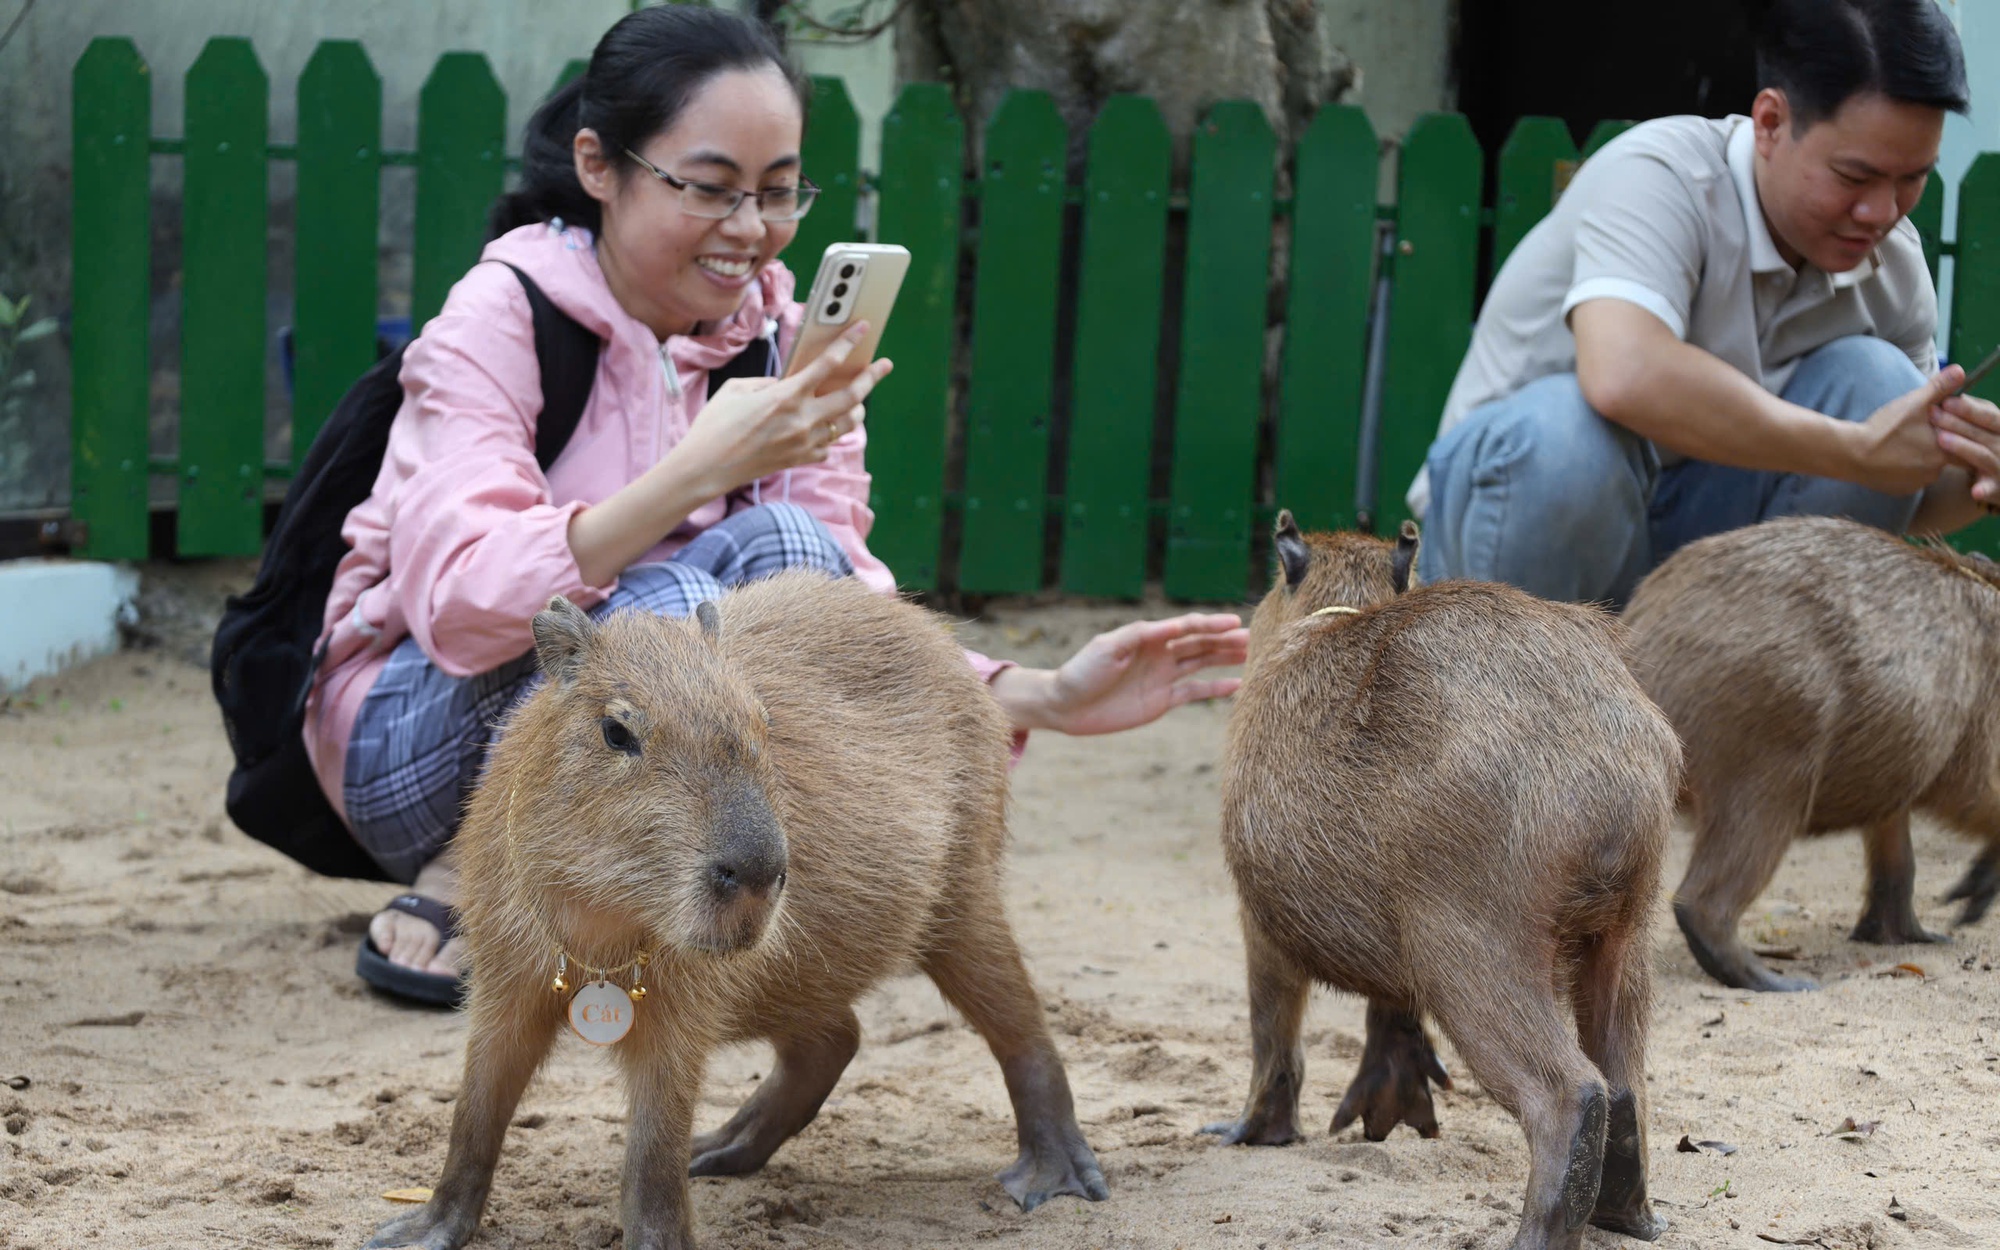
0,292,59,482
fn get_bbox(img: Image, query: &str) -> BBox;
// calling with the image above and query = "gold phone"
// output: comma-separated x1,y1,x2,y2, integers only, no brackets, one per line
782,243,910,395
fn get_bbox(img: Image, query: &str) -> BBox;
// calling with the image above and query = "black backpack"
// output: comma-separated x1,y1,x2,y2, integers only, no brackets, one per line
211,262,775,880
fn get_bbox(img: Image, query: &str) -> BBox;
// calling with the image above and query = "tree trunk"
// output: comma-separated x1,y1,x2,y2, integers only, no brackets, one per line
899,0,1356,174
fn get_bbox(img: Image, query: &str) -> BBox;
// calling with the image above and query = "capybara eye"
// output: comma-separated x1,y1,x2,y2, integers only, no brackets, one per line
600,717,641,757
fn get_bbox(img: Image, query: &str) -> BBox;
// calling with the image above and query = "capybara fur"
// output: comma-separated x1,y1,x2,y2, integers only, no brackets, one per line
1206,514,1679,1250
1623,515,2000,993
362,571,1106,1250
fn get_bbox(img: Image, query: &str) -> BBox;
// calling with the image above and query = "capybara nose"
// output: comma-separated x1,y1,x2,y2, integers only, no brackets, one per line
708,853,784,901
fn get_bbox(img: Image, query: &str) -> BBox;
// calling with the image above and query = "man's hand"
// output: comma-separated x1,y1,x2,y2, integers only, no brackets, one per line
1845,363,1960,495
1930,383,2000,509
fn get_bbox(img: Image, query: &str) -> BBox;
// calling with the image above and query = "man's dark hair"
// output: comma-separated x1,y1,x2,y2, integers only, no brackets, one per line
1751,0,1969,128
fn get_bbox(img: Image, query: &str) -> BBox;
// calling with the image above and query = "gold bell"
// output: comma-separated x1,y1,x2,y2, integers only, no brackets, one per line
551,974,569,994
629,985,647,1002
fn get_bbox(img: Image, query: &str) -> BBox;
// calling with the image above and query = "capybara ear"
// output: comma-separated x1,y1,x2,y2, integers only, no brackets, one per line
532,596,594,683
695,600,722,646
1274,509,1309,589
1391,520,1420,594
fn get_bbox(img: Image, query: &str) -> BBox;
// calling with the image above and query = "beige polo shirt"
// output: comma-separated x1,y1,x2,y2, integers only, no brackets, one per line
1406,114,1939,517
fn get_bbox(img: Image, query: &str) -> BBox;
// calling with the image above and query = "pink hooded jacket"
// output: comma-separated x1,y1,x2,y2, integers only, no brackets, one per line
304,223,1009,821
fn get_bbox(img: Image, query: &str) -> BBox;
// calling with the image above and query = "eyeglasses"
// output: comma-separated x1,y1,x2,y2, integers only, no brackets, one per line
624,149,818,223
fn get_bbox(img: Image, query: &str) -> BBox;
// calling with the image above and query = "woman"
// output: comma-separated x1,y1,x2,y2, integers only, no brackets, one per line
306,5,1248,1004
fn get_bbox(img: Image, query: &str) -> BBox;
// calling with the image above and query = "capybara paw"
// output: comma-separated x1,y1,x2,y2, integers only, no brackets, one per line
1198,1110,1302,1147
1944,850,1998,926
999,1131,1109,1212
1675,905,1817,992
1591,1202,1669,1241
1850,912,1950,946
1329,1028,1452,1141
360,1207,472,1250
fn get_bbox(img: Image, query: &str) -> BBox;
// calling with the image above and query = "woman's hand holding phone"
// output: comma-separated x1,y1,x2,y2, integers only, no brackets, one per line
673,321,894,495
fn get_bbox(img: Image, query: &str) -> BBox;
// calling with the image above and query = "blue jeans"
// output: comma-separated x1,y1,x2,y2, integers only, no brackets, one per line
342,502,854,882
1415,335,1926,605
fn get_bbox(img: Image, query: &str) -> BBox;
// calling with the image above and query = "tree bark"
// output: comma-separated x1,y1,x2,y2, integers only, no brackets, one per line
898,0,1356,174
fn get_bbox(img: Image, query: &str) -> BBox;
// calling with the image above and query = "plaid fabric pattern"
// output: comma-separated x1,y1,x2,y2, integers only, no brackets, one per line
341,502,854,881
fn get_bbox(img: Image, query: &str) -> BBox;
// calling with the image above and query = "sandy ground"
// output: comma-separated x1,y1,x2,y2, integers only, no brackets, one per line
3,568,1999,1250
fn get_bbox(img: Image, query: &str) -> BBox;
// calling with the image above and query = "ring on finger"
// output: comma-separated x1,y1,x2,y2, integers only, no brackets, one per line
822,420,838,445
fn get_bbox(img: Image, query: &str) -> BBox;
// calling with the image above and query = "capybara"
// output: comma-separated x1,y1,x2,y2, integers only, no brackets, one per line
1205,513,1679,1250
362,571,1106,1250
1623,515,2000,993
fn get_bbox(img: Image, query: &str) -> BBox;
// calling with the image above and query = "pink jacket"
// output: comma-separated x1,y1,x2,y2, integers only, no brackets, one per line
305,223,1007,821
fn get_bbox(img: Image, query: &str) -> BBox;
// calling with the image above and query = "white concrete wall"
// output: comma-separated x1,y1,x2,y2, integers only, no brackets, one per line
0,560,138,691
1321,0,1455,143
1934,0,1998,355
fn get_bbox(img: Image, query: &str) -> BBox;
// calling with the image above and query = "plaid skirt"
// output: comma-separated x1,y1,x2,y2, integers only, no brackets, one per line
340,502,853,882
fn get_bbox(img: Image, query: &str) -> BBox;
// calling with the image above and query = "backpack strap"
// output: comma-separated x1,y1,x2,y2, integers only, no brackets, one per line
496,261,602,472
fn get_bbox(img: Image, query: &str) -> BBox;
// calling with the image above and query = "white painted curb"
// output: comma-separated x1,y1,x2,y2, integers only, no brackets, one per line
0,559,141,692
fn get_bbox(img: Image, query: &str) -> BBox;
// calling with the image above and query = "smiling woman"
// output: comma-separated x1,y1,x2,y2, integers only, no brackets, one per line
277,3,1249,1016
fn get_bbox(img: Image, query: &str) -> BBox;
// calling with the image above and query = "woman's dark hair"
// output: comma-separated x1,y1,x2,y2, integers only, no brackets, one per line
489,6,809,239
1749,0,1969,129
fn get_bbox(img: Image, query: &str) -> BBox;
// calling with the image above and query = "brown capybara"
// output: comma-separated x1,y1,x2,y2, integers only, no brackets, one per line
361,571,1106,1250
1205,513,1679,1250
1623,515,2000,994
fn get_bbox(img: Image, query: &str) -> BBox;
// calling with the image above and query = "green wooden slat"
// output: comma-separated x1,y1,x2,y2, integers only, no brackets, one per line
1910,173,1943,291
868,82,961,590
789,77,862,300
958,91,1066,594
413,53,506,331
179,37,269,556
70,38,152,561
1492,116,1577,276
1164,100,1276,601
1581,119,1634,159
1276,103,1375,536
1060,96,1170,598
294,41,381,469
1949,153,2000,557
1376,112,1482,532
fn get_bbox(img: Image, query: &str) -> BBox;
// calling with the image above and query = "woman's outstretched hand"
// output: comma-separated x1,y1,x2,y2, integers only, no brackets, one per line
988,613,1250,736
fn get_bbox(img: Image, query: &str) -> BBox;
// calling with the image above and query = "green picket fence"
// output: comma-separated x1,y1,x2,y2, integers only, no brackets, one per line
69,36,2000,596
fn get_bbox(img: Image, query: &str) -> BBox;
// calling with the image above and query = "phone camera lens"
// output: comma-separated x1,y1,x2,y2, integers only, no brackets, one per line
826,301,843,317
832,282,849,298
838,263,858,279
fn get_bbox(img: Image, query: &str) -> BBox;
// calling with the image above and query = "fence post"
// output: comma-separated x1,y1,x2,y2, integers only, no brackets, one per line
1060,96,1170,599
1374,112,1483,532
869,82,962,590
1164,100,1276,602
412,53,506,332
958,90,1066,594
1581,119,1634,158
1950,153,2000,556
790,76,862,297
69,38,152,561
1492,116,1577,277
294,41,382,468
1277,103,1377,535
178,37,269,557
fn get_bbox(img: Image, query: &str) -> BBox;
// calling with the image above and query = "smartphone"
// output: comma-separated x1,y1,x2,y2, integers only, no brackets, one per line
781,243,910,395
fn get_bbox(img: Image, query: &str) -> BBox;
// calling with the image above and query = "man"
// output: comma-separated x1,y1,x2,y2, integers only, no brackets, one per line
1413,0,2000,603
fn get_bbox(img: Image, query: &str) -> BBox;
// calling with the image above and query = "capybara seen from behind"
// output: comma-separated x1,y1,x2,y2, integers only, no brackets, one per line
362,571,1106,1250
1624,515,2000,993
1207,514,1680,1250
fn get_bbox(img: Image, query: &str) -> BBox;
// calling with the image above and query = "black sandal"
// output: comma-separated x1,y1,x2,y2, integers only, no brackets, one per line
355,893,467,1007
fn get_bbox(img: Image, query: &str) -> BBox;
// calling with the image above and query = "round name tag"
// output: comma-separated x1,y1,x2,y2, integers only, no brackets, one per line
567,980,635,1046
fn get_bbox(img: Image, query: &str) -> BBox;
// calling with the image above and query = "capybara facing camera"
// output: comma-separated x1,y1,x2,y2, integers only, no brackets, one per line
1624,515,2000,993
362,572,1106,1250
1207,513,1680,1250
